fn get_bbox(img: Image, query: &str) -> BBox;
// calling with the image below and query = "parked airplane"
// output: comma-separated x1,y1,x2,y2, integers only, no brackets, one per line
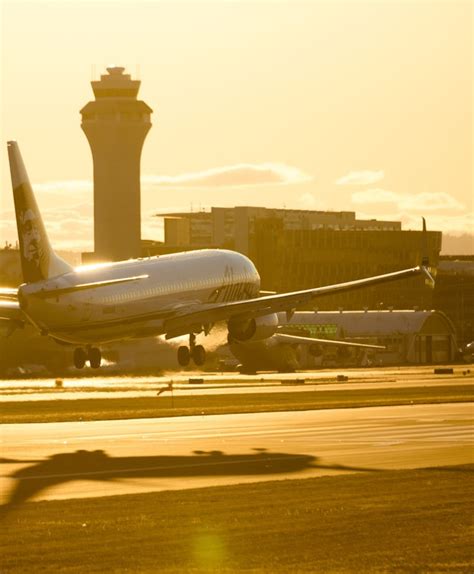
229,311,385,373
0,142,434,370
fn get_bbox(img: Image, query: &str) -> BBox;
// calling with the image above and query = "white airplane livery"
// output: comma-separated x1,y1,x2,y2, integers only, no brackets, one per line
0,141,434,370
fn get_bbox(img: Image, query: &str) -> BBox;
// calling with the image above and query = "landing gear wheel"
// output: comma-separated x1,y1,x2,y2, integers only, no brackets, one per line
88,347,102,369
177,345,191,366
73,348,87,369
192,344,206,366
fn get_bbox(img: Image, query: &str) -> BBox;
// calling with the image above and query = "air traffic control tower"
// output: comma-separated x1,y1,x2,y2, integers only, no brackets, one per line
81,67,152,261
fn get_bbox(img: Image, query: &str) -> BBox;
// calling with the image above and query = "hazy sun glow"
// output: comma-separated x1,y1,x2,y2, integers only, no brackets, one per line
1,1,472,253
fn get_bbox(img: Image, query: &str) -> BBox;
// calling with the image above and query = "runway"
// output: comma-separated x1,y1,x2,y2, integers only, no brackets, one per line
1,402,472,506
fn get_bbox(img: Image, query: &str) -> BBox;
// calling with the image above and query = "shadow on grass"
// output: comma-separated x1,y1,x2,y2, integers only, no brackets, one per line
1,448,379,512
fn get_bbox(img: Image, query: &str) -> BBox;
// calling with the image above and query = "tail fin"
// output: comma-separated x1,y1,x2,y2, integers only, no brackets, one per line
7,141,73,283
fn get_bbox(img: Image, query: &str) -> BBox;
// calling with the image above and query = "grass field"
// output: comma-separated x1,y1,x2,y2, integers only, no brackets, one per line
1,384,472,424
1,465,472,573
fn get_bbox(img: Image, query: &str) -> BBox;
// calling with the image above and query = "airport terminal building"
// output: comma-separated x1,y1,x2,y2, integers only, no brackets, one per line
161,206,403,253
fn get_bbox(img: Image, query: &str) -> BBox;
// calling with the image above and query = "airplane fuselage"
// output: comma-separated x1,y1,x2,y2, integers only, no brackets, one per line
19,249,260,345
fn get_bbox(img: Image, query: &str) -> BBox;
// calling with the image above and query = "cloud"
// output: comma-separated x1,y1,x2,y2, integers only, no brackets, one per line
352,189,465,212
25,161,310,201
0,203,94,253
400,212,474,236
37,206,94,252
35,180,93,195
142,210,165,242
356,209,473,236
399,192,465,212
297,193,326,210
33,163,312,197
352,189,471,240
336,170,384,186
351,188,399,203
142,162,312,188
1,200,168,252
0,159,311,249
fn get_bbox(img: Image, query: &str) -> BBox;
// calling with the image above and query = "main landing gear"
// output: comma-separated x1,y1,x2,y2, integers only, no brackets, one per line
73,346,102,369
177,334,206,367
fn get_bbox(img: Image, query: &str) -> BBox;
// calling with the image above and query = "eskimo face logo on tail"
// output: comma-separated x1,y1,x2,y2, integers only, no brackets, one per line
20,209,41,264
18,205,49,282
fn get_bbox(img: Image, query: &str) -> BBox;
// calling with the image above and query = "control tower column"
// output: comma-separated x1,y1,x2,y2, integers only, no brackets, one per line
80,66,152,261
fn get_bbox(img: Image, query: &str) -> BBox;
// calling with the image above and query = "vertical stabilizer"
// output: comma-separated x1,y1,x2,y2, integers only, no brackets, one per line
7,141,73,283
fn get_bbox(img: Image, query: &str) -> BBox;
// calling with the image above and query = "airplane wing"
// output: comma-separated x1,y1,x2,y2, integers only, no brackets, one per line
0,300,23,320
0,299,25,335
0,288,26,334
163,264,434,338
274,333,385,350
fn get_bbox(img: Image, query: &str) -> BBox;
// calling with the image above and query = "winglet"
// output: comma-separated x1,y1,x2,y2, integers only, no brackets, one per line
422,265,435,289
421,217,429,267
420,217,435,289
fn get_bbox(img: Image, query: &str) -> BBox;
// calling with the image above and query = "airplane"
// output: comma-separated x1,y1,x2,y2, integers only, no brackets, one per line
229,311,385,373
0,141,435,370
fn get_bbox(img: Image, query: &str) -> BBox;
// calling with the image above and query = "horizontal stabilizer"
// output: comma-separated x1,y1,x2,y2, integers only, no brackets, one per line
31,274,149,298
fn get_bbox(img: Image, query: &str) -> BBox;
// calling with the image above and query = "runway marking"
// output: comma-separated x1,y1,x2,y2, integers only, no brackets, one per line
3,424,472,448
3,416,472,441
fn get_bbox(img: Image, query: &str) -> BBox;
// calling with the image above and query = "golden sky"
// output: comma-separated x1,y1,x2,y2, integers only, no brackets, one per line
1,1,472,253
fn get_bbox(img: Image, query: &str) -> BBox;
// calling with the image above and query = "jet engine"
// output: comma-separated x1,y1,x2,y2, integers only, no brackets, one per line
228,313,279,342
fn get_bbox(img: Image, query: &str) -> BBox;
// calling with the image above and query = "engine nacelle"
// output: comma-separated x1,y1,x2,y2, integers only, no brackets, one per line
228,313,279,342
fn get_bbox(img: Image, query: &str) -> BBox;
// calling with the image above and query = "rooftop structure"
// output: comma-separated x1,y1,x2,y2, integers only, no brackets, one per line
159,206,402,254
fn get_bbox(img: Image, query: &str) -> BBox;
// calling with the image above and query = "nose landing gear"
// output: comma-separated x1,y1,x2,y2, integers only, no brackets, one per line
73,346,102,369
177,334,206,367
